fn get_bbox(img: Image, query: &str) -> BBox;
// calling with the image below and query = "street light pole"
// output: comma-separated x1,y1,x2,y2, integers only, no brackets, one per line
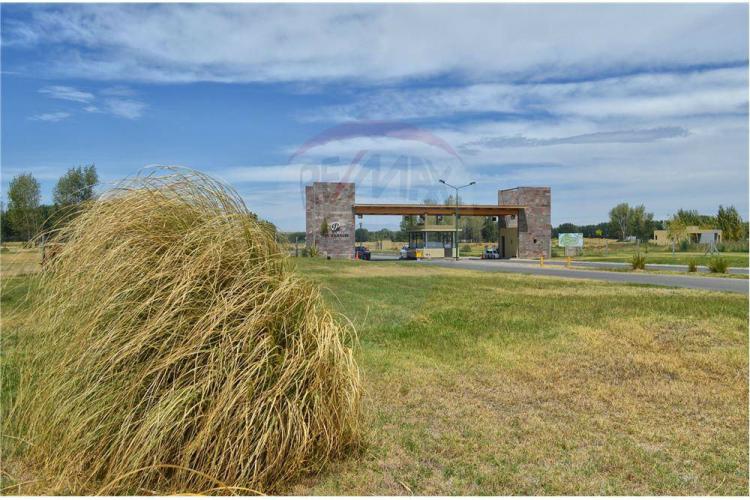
439,179,476,260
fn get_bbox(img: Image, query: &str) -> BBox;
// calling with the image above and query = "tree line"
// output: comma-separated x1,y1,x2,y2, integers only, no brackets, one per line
1,165,98,243
551,203,747,243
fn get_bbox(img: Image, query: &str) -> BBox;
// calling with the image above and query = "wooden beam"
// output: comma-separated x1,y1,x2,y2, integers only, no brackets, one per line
352,204,523,216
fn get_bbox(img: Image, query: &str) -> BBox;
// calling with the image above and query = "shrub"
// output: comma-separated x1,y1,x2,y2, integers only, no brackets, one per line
460,243,472,254
679,239,690,252
301,245,319,257
708,256,729,273
10,169,362,494
631,253,646,270
687,258,698,273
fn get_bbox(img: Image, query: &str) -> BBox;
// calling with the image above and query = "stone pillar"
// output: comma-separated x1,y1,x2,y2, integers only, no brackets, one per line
305,182,355,259
498,187,551,259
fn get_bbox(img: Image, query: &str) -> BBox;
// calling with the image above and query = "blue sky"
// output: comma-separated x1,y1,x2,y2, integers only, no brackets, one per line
2,3,748,231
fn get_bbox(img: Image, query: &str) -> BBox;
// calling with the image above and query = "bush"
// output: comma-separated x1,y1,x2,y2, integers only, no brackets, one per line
687,258,698,272
679,239,690,252
10,169,362,494
631,253,646,270
708,256,729,273
301,245,319,257
460,243,472,254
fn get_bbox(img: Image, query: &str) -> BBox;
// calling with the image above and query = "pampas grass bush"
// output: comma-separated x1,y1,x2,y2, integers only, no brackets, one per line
11,169,362,494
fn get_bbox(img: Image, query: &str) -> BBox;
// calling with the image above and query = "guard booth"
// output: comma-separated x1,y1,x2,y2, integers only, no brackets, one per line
406,222,458,258
305,182,551,259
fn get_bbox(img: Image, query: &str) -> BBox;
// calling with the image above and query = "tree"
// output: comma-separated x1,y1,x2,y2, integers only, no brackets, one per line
461,216,482,242
355,227,370,242
400,215,417,232
7,173,42,243
675,208,716,229
628,204,654,242
554,223,579,237
609,203,630,241
666,214,688,252
481,217,498,242
717,205,744,241
595,229,603,238
53,164,98,207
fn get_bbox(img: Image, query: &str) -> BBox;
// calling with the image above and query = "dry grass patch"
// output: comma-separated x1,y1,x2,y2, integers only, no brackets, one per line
289,259,748,495
0,246,41,278
4,170,362,494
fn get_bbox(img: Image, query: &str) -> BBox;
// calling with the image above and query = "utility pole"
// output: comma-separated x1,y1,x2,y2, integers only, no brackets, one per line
439,179,476,260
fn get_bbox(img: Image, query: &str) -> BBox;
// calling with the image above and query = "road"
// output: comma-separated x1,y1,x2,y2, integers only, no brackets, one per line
393,257,749,294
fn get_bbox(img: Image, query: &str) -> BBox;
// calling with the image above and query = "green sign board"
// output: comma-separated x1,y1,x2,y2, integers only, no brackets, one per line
558,233,584,248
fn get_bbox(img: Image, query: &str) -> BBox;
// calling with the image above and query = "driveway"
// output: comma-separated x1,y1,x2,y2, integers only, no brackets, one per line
420,258,749,294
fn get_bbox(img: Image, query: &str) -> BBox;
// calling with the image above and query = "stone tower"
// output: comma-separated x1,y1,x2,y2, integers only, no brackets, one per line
498,187,551,259
305,182,355,258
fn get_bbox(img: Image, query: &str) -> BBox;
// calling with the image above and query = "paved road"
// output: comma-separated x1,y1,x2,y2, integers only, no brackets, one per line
419,259,749,294
513,258,749,275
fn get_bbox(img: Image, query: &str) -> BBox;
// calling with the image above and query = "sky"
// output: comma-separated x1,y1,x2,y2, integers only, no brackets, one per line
1,3,748,231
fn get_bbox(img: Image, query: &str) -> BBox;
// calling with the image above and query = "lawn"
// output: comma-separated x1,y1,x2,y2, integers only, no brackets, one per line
573,251,749,268
556,239,749,267
2,259,748,494
289,259,748,495
0,244,42,277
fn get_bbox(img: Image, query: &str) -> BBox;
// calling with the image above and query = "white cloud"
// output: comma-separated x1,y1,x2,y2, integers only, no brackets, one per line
305,66,749,122
29,111,70,122
4,4,747,84
104,98,146,119
39,85,94,103
34,84,146,119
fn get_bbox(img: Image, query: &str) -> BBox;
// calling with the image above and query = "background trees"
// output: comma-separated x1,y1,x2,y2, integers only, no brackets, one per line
628,204,655,242
609,203,631,241
6,173,42,243
2,165,99,243
666,214,688,248
716,205,744,241
53,164,98,207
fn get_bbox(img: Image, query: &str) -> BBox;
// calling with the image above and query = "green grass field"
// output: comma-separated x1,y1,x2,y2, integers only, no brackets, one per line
291,259,748,495
2,259,748,494
573,251,749,267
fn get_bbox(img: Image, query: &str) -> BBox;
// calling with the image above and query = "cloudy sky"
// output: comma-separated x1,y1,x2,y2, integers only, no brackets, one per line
2,3,748,230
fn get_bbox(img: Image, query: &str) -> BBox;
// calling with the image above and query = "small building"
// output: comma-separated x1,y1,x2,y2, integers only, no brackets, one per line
653,226,722,245
406,220,459,258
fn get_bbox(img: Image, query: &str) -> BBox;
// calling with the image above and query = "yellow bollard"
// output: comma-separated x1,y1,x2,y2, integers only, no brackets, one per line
540,255,544,267
566,256,571,268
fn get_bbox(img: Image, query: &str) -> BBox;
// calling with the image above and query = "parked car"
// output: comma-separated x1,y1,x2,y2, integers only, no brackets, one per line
399,245,423,260
354,246,371,260
399,245,408,260
482,247,500,259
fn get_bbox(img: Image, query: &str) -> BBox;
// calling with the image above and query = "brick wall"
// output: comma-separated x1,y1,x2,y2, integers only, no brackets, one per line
305,182,355,259
498,187,551,259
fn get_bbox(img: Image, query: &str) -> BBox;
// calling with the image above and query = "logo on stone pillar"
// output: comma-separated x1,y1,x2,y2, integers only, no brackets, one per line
327,221,349,238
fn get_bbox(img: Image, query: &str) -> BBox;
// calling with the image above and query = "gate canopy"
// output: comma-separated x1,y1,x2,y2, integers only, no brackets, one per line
352,204,523,216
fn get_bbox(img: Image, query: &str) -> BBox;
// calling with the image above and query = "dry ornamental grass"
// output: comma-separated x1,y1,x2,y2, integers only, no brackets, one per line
9,169,362,494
